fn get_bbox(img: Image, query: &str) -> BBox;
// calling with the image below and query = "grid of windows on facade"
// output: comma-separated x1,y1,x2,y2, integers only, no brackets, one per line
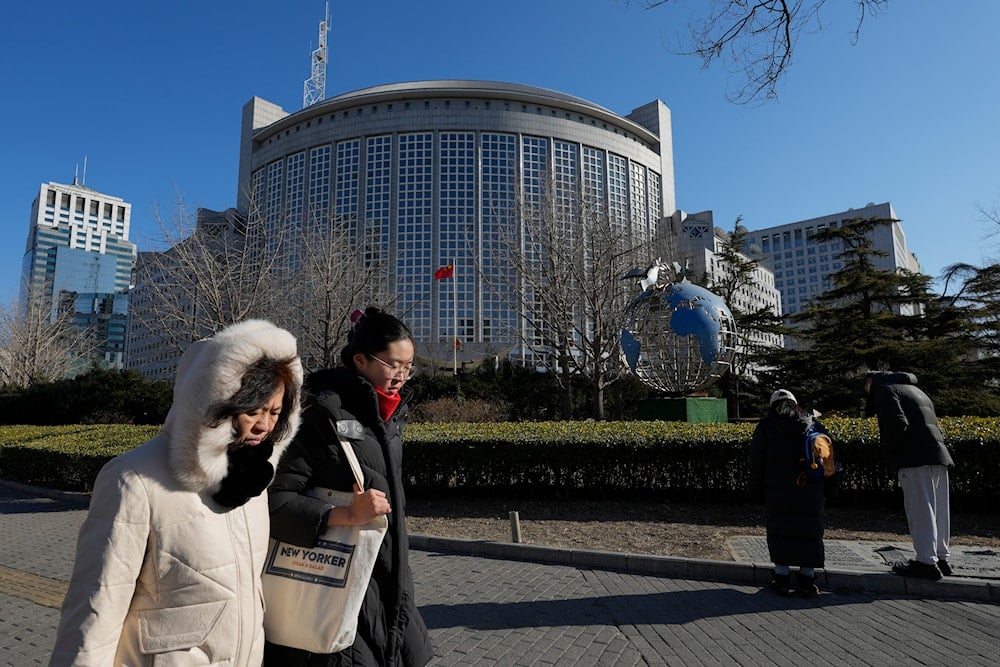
438,132,476,342
481,133,518,342
397,133,434,338
515,134,551,350
307,146,331,233
608,154,629,230
751,221,847,314
757,222,843,262
335,139,361,227
41,189,130,247
366,134,393,269
250,131,662,346
284,152,306,267
125,286,179,379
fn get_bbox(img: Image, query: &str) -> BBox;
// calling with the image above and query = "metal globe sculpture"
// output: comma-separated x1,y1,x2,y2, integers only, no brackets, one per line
620,261,737,395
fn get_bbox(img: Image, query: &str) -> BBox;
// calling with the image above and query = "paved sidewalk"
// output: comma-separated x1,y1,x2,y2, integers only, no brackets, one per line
3,481,999,666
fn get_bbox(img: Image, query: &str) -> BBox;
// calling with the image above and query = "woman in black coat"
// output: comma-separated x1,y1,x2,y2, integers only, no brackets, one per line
265,307,433,666
749,389,827,597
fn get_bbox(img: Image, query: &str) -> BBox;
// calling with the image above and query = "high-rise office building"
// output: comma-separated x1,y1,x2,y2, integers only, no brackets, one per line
21,180,136,370
237,80,675,363
744,202,920,317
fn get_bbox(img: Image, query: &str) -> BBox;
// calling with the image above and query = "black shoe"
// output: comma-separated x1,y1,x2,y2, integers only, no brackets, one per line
769,572,791,596
797,574,819,598
892,559,942,581
937,560,953,577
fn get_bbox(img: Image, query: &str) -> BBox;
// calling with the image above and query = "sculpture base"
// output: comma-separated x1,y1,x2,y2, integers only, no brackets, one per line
638,397,728,423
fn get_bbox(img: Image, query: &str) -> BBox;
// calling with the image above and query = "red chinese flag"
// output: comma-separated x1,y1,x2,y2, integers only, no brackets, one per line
434,264,454,280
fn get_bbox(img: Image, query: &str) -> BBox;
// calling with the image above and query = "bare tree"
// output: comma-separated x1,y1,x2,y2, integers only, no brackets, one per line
0,282,97,387
487,178,647,420
131,199,287,357
636,0,890,104
278,214,396,373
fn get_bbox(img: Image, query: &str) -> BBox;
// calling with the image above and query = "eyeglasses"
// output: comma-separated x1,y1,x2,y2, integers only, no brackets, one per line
366,354,417,379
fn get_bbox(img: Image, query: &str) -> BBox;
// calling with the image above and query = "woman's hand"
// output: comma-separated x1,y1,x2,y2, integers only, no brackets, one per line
327,484,391,527
348,483,391,524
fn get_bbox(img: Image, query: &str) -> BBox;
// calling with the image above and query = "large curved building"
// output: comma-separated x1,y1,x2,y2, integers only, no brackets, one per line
237,80,676,361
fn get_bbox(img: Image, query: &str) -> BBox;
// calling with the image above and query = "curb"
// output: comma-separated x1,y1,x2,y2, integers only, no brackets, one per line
0,479,90,506
409,534,1000,603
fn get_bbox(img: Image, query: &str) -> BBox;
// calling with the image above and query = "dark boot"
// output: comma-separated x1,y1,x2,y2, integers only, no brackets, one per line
797,573,819,598
769,571,791,597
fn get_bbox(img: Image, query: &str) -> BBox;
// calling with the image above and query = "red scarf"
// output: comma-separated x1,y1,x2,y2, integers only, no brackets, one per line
375,388,401,423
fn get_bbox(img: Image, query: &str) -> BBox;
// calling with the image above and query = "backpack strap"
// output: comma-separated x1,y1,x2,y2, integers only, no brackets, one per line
797,423,820,487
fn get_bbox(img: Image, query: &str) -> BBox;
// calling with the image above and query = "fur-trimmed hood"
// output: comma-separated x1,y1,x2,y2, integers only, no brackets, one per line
162,319,303,494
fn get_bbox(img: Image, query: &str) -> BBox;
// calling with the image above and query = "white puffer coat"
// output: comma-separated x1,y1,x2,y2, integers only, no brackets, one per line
50,320,303,667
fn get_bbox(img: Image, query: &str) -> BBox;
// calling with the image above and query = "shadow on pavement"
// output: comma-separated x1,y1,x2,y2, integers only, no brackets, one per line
420,586,872,630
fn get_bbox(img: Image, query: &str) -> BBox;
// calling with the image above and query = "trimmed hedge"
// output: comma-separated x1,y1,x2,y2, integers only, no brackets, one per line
402,418,999,509
0,425,160,492
1,419,997,510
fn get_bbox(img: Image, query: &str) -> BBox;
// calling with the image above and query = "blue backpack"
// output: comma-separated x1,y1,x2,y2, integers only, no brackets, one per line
796,423,836,486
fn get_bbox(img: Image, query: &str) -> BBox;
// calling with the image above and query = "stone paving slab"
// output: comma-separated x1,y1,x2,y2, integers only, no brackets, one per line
727,535,1000,579
4,480,1000,666
414,550,1000,667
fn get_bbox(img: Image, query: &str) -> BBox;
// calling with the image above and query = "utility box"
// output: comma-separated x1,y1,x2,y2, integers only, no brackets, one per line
637,397,728,423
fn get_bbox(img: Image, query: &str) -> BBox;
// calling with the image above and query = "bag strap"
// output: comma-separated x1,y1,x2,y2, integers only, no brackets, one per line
797,423,815,487
338,436,366,490
803,423,818,459
329,418,366,490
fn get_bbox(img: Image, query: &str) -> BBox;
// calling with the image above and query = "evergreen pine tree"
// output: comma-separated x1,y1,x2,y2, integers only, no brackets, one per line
760,217,990,415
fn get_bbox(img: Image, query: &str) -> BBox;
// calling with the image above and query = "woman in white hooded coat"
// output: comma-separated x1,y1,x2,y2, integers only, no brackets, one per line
50,319,303,666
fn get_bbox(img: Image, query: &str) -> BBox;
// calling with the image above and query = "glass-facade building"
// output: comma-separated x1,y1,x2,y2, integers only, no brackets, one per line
21,181,136,370
745,202,920,316
238,80,675,359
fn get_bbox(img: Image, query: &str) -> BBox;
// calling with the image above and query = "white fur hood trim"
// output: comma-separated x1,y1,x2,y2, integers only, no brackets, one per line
162,319,303,494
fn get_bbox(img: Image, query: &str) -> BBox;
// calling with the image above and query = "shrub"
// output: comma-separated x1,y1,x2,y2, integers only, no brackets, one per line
0,368,171,425
1,418,997,510
411,397,510,423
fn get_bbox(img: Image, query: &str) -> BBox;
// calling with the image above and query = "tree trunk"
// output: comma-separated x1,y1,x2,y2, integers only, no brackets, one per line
560,351,572,420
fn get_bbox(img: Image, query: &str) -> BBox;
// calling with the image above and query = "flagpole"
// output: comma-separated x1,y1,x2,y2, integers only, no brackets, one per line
452,258,458,375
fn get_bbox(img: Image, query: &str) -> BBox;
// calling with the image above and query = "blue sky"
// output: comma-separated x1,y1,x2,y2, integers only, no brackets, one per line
3,1,998,302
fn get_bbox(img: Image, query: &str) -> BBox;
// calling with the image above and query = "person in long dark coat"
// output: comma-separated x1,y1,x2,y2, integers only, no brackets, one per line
749,389,828,597
265,307,433,667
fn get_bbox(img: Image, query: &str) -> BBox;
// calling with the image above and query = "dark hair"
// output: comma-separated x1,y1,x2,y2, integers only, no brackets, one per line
770,397,808,420
340,306,413,370
208,356,299,442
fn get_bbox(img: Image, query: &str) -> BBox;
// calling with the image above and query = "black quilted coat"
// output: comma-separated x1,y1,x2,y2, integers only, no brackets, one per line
748,409,826,568
865,371,953,471
265,367,432,667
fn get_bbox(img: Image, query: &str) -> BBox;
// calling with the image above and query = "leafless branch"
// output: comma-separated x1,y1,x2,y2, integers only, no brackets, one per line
483,175,649,418
131,196,288,358
0,282,98,387
634,0,890,104
278,208,396,373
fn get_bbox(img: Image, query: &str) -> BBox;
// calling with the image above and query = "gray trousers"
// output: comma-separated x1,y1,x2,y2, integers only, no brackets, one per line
898,465,951,565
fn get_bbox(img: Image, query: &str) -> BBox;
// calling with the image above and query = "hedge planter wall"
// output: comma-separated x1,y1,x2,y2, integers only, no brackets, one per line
1,419,997,511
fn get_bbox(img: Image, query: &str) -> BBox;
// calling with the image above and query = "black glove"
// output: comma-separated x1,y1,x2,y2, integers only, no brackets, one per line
213,441,275,508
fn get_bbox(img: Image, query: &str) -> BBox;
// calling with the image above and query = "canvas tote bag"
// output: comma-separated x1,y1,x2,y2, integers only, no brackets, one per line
262,428,388,653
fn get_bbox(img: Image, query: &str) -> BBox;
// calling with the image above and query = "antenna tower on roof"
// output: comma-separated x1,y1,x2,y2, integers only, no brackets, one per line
303,3,329,108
